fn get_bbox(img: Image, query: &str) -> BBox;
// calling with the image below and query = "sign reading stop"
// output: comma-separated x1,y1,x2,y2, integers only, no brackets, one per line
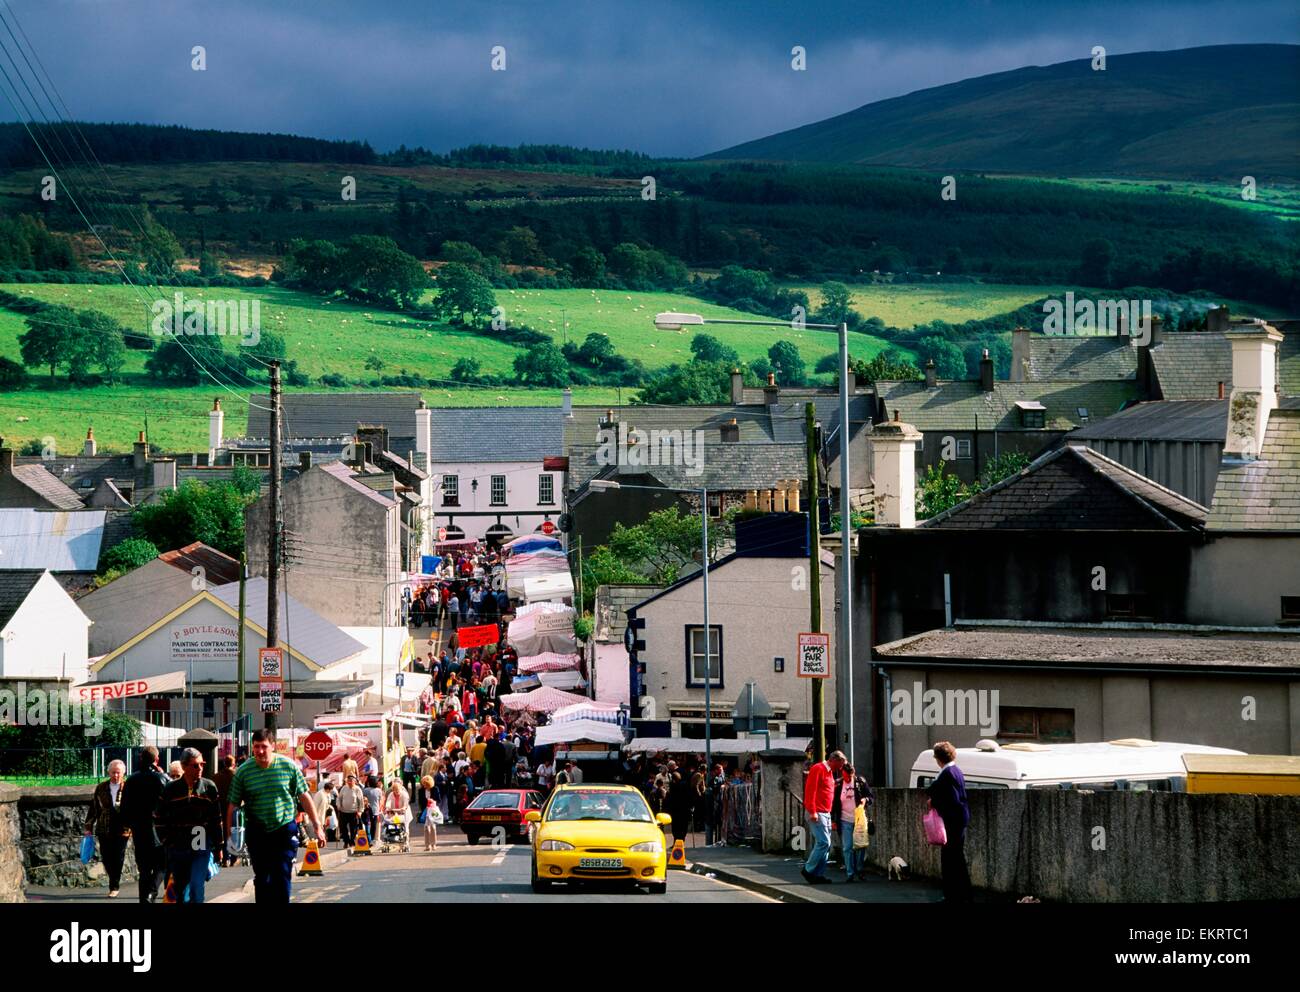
303,731,334,762
540,519,556,535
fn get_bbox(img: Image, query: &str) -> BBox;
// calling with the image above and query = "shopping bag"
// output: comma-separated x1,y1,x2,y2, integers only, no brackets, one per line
852,805,870,848
428,803,444,825
79,834,96,865
923,806,947,846
418,806,427,825
206,853,220,880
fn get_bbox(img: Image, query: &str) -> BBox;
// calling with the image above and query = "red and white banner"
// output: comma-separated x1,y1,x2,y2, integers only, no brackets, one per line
457,623,500,649
71,670,186,703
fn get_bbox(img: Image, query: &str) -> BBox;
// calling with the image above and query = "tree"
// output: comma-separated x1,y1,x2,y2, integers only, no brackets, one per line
689,333,739,366
131,480,256,558
242,328,287,376
977,451,1030,489
98,537,159,576
138,210,181,276
78,309,127,385
145,333,232,385
916,464,971,520
767,340,807,386
449,356,482,382
18,305,76,385
634,360,731,405
850,351,922,383
198,251,221,277
579,546,646,611
513,341,570,386
576,333,616,368
0,357,25,391
1080,238,1115,288
365,354,386,372
340,235,429,309
431,262,497,324
815,281,856,327
569,246,605,285
497,226,546,266
915,335,966,379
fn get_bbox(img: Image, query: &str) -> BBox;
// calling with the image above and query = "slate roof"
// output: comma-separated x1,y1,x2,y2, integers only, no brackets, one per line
245,392,424,446
0,509,106,571
5,464,85,509
0,569,44,630
1068,400,1230,443
568,441,807,492
564,404,804,448
920,444,1208,531
1207,408,1300,531
158,542,241,586
424,406,564,463
1029,334,1138,380
317,462,397,508
15,454,153,501
210,577,367,668
874,380,1139,432
1149,328,1300,401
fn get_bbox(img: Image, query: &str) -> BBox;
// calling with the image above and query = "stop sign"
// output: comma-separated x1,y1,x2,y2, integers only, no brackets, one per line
541,520,556,535
304,731,334,762
437,527,447,542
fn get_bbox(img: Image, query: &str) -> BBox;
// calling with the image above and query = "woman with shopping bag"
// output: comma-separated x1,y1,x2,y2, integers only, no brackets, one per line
834,763,874,882
84,759,130,897
419,774,444,851
925,741,972,902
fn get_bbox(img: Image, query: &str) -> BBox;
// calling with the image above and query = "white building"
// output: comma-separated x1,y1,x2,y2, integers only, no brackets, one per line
0,569,91,683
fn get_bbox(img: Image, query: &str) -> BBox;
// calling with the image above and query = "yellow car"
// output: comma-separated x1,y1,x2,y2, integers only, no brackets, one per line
526,784,671,895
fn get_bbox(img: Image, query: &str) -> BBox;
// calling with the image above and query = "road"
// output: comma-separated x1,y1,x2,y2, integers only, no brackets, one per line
263,830,773,904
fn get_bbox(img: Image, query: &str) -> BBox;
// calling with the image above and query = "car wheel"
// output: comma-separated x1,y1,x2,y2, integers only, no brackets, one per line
646,881,667,895
530,860,552,894
465,833,480,845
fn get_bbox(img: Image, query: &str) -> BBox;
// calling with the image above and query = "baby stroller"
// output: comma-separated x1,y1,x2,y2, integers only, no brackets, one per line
379,811,411,853
226,808,250,867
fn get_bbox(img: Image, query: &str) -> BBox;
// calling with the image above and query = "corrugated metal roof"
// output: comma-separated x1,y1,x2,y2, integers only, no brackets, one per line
0,509,106,571
1069,400,1229,443
158,542,240,586
210,577,367,667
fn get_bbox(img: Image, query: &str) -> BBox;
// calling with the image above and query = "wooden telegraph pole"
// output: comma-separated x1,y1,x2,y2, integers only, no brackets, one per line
265,360,282,733
806,402,825,761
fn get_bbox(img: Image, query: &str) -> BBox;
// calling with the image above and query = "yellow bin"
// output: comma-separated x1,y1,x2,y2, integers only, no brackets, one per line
1182,754,1300,795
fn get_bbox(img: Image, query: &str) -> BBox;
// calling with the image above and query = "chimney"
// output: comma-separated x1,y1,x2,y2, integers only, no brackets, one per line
1010,327,1032,382
133,431,148,470
763,373,779,406
730,369,745,406
924,359,937,389
1207,305,1230,335
415,402,431,469
1114,308,1128,340
151,458,176,491
1217,381,1225,400
208,398,224,462
844,368,856,395
1223,321,1283,461
0,437,12,474
720,418,740,443
979,349,994,392
1149,314,1165,347
871,418,923,528
786,481,801,513
562,387,573,418
83,426,97,457
299,451,313,472
602,408,616,428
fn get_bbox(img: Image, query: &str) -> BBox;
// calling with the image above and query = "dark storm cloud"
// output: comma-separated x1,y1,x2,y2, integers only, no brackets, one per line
4,0,1296,154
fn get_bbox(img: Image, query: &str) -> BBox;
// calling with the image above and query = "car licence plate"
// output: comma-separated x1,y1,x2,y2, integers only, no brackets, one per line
579,857,622,868
480,815,506,821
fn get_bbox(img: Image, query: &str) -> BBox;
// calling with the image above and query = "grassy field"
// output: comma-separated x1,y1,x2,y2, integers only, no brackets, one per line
990,175,1300,222
783,282,1064,329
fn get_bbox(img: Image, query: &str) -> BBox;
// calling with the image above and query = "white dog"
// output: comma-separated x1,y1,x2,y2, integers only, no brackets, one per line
888,856,910,880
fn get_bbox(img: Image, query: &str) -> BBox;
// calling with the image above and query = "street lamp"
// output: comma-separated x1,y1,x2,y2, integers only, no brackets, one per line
589,476,718,846
652,311,856,767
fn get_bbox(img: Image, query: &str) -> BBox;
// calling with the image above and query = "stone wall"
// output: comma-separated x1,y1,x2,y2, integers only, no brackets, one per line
862,788,1300,903
0,786,25,902
18,786,137,890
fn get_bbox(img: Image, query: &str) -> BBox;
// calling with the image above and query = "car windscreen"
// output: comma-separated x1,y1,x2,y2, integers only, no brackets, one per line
546,789,652,823
468,792,521,809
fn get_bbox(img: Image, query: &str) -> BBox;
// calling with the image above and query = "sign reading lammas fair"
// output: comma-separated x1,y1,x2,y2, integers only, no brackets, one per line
171,624,238,662
797,632,830,679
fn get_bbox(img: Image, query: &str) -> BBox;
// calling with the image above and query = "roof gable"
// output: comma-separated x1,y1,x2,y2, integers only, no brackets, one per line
8,464,85,509
0,569,45,630
1029,334,1137,380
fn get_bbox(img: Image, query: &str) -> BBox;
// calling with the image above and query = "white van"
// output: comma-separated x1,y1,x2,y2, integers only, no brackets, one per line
908,739,1245,791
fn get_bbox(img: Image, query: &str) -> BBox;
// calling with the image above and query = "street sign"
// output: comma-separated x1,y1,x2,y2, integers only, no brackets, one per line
457,623,500,648
540,519,556,535
437,527,447,542
303,730,334,762
259,683,283,712
258,647,284,680
395,672,405,688
797,632,831,679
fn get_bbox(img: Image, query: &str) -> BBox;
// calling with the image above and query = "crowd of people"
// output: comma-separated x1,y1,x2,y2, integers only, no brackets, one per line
404,546,511,631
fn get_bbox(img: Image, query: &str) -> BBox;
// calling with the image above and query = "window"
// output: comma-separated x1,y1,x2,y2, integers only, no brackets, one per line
442,474,459,506
999,706,1075,743
538,474,554,505
1021,409,1045,429
955,439,972,459
685,625,723,688
707,493,723,517
774,656,784,673
1106,593,1152,620
490,475,506,506
1281,596,1300,622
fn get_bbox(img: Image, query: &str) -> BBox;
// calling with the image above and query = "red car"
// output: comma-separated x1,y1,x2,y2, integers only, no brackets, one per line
461,789,545,845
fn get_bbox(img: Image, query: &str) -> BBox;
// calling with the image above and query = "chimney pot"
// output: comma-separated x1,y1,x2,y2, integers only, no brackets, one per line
924,359,937,389
1218,381,1225,400
212,398,221,412
766,373,776,386
979,350,994,392
84,426,97,458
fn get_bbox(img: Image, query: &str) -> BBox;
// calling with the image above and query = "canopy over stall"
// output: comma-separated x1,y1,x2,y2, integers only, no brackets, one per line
536,671,587,691
534,719,626,747
497,686,589,714
507,604,577,656
502,534,562,556
517,652,582,674
550,699,622,725
625,737,811,756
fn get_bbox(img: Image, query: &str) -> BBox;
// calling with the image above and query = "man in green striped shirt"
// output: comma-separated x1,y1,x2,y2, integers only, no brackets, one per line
225,729,324,903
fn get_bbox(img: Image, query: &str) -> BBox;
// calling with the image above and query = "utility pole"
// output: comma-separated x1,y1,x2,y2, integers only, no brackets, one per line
265,360,282,733
237,551,247,724
806,402,825,762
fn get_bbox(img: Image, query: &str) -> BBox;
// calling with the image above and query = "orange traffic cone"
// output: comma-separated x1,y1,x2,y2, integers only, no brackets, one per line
352,825,372,856
668,838,686,870
162,873,178,903
298,838,323,876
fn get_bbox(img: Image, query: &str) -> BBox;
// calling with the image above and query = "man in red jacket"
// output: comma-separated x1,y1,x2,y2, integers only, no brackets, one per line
802,750,845,884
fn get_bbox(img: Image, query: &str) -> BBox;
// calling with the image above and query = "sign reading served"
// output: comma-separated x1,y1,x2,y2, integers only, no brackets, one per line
457,623,500,649
71,670,186,703
797,632,831,679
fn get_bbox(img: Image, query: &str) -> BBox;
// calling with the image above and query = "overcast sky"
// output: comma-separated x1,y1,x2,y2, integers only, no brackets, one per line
3,0,1297,156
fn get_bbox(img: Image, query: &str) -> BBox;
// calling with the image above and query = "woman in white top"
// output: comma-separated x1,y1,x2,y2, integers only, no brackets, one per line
384,778,411,821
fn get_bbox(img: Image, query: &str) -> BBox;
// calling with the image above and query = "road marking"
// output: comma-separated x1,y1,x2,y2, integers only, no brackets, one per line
491,848,508,865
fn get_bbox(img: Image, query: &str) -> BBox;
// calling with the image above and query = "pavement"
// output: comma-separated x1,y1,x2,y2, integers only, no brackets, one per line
685,844,949,904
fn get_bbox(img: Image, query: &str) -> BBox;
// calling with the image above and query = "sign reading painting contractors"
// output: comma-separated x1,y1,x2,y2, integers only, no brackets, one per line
170,624,238,662
797,632,831,679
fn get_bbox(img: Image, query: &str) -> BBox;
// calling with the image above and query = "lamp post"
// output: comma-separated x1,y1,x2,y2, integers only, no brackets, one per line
590,477,716,845
378,577,415,707
652,312,855,767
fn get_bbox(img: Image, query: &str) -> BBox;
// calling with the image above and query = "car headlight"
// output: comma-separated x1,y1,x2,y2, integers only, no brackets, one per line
539,840,575,851
629,841,663,854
